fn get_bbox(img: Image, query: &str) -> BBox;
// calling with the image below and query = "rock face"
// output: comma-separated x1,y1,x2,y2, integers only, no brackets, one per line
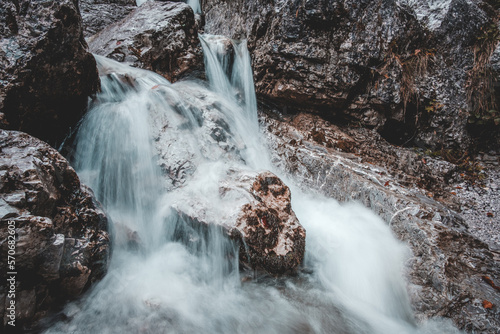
173,169,306,275
145,81,305,274
80,0,137,38
261,110,500,333
0,130,109,330
88,1,203,82
0,0,100,146
204,0,500,150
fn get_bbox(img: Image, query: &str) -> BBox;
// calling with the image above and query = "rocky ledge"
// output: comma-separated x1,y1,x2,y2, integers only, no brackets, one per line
88,1,203,82
205,0,500,151
260,109,500,333
0,130,109,331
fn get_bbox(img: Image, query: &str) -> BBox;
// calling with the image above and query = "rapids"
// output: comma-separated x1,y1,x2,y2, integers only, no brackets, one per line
44,34,461,334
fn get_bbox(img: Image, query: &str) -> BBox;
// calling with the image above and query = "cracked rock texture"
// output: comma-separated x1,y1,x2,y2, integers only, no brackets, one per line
0,130,109,331
88,1,203,82
80,0,137,38
204,0,500,151
0,0,100,146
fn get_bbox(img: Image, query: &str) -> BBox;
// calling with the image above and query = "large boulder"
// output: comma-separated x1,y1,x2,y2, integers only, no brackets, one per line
88,1,203,82
261,110,500,333
0,130,109,331
0,0,100,146
204,0,500,150
79,0,137,38
173,168,306,275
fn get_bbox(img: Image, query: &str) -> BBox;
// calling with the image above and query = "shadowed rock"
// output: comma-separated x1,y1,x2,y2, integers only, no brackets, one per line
204,0,499,151
0,0,100,146
0,130,109,331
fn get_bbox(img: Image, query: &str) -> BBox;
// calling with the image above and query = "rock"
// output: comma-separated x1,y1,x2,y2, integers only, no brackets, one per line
204,0,499,150
88,1,203,82
0,0,100,146
261,110,500,333
0,130,109,331
79,0,137,38
172,168,306,275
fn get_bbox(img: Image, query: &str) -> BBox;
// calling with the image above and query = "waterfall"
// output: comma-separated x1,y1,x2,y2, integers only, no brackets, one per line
187,0,202,14
137,0,201,14
45,37,461,334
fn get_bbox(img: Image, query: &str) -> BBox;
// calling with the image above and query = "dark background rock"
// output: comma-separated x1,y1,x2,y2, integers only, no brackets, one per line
88,1,203,82
79,0,137,38
0,0,100,147
0,130,109,331
204,0,500,151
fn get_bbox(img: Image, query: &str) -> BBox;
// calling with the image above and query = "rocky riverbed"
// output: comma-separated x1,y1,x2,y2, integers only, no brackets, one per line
1,0,499,332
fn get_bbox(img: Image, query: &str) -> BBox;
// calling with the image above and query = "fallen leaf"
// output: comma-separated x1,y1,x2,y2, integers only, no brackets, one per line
450,192,456,195
482,276,500,292
422,158,427,164
296,9,299,17
487,212,494,217
116,41,121,45
152,85,159,90
455,186,463,189
483,300,494,309
384,181,390,187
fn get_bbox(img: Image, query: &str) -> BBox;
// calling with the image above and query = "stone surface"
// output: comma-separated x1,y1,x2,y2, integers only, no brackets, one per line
80,0,137,38
260,110,500,332
0,0,100,146
172,168,306,275
88,1,203,82
204,0,500,150
0,130,109,331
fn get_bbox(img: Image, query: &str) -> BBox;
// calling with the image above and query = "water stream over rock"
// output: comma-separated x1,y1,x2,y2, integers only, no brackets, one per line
44,34,461,334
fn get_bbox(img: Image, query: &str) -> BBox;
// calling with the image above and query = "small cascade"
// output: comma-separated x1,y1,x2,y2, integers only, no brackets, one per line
45,34,461,334
231,39,259,127
187,0,202,14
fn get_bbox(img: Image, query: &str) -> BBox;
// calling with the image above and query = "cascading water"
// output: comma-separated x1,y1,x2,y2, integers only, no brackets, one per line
187,0,202,14
136,0,201,14
45,34,461,334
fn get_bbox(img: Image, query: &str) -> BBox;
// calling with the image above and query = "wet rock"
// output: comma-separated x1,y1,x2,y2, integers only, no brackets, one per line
204,0,499,150
173,168,306,275
0,130,109,331
0,0,100,146
149,82,247,191
261,111,500,332
80,0,137,38
88,1,203,82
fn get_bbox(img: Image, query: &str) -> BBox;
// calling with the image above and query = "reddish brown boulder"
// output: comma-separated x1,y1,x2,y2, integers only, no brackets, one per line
173,169,306,275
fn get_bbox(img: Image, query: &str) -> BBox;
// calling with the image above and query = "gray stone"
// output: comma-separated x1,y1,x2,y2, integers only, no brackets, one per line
0,0,100,146
0,130,110,330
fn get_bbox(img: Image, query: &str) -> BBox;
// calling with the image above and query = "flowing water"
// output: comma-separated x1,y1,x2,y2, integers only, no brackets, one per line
45,35,460,334
136,0,201,14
